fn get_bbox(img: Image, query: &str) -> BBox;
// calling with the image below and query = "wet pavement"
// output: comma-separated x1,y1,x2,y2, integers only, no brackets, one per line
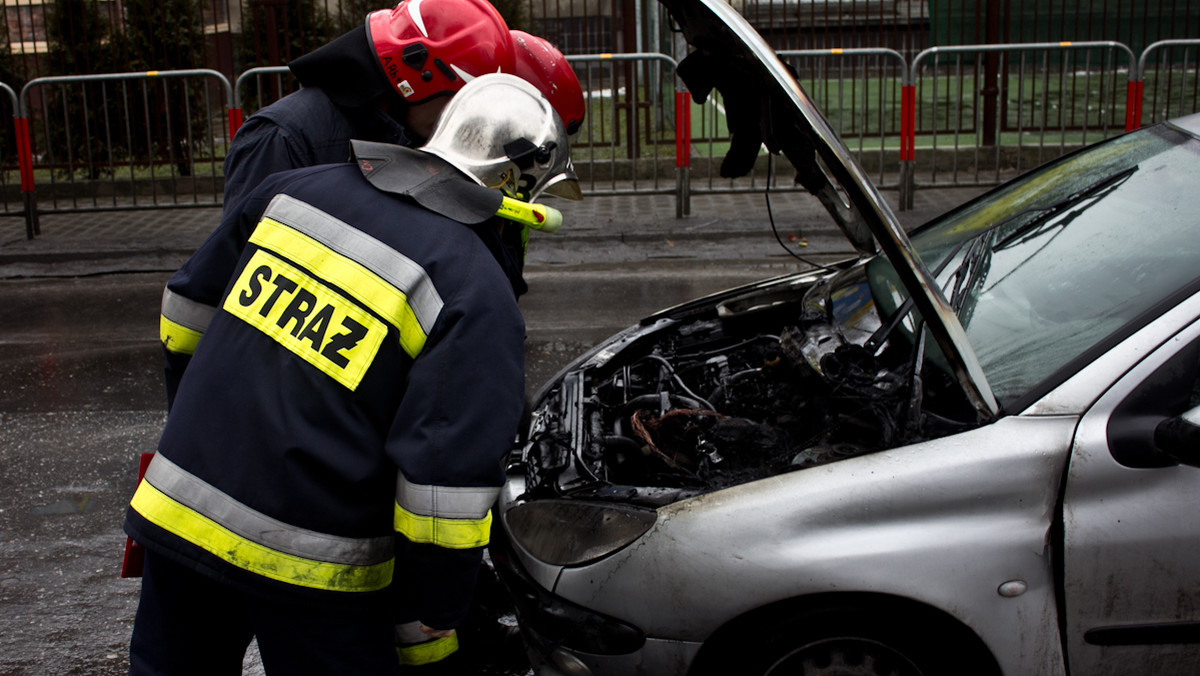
0,185,984,674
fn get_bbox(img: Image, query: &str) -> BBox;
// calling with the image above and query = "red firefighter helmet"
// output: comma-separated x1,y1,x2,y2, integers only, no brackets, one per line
367,0,515,104
510,30,585,134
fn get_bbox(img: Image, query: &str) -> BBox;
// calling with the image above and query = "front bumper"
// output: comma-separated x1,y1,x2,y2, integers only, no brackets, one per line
490,514,706,675
489,517,643,653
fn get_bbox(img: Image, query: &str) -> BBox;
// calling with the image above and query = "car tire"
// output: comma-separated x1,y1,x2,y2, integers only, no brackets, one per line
695,605,998,676
758,634,922,676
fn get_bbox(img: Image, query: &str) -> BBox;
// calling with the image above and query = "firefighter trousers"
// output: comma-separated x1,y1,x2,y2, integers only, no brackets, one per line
129,551,402,676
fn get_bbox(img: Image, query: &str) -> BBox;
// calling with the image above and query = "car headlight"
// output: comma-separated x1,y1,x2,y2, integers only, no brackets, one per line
505,500,656,566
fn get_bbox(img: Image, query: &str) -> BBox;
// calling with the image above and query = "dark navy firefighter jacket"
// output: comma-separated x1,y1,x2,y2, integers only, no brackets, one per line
222,86,412,214
222,24,416,212
124,161,525,630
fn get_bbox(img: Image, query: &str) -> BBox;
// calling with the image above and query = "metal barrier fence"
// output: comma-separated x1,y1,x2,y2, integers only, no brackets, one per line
4,39,1200,240
232,66,298,131
902,41,1136,205
229,57,690,203
780,48,908,190
669,47,909,216
1135,39,1200,128
10,70,234,239
690,47,909,195
565,52,681,196
0,83,19,217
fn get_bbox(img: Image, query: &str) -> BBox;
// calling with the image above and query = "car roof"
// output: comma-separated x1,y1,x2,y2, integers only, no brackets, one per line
1168,112,1200,137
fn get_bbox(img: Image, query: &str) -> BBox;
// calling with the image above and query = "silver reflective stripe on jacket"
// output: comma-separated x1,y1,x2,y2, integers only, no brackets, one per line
145,453,393,565
162,287,217,333
264,194,444,336
395,472,499,520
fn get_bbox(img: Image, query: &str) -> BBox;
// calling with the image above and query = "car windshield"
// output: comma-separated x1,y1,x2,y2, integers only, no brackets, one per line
870,124,1200,407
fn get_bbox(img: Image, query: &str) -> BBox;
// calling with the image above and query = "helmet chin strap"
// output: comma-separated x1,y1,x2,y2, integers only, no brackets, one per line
401,97,451,143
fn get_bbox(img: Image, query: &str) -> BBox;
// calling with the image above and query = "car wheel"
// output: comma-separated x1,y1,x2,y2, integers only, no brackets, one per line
696,605,995,676
761,635,922,676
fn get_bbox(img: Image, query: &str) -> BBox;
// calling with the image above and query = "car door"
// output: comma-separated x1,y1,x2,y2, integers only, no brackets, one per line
1062,318,1200,674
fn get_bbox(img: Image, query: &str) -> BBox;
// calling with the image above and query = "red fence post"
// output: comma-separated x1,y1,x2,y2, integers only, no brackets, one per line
228,107,244,140
675,91,691,169
1126,80,1143,131
13,116,38,238
675,90,692,218
900,83,916,210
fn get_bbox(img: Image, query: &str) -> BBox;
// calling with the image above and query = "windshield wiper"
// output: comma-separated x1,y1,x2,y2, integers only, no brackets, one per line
865,165,1139,353
990,165,1139,250
938,164,1139,314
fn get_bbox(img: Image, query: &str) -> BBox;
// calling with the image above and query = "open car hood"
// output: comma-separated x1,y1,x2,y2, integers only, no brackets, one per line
662,0,997,418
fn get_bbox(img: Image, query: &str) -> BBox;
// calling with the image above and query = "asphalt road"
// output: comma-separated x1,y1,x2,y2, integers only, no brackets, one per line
0,180,980,674
0,257,803,675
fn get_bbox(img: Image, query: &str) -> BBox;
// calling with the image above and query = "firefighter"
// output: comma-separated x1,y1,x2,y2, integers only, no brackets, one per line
223,0,585,214
125,73,579,675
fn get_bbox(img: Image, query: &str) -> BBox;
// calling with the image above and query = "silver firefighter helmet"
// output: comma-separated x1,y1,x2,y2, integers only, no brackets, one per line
422,72,581,202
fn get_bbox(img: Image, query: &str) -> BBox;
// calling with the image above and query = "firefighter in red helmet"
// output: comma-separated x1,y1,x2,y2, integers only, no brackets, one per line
222,0,584,215
127,73,579,675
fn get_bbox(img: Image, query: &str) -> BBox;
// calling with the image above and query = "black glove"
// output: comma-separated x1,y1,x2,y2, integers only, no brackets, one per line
676,50,764,178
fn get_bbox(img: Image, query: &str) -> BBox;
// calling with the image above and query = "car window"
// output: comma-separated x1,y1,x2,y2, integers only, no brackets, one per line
872,125,1200,406
1107,332,1200,467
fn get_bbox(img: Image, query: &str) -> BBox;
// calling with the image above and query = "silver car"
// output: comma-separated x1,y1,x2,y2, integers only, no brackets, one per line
492,0,1200,674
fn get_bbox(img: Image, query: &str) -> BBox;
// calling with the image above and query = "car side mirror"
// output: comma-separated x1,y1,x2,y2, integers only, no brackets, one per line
1153,405,1200,467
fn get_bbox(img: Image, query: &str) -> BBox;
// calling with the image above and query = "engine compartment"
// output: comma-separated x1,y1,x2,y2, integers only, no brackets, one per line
516,264,977,506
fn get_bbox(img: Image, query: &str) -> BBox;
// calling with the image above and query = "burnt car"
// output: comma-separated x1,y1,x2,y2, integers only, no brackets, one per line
491,0,1200,674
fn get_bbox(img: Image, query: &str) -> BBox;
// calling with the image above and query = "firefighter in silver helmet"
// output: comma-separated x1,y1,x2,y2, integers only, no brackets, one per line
126,73,578,675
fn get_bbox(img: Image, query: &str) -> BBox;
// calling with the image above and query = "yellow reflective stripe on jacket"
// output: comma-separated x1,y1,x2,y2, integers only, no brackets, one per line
396,632,459,666
394,505,492,550
132,455,394,593
252,194,444,359
393,474,498,549
160,316,204,356
160,287,217,356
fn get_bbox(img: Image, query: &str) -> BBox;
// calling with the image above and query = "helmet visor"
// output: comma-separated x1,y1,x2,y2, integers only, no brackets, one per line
540,173,582,201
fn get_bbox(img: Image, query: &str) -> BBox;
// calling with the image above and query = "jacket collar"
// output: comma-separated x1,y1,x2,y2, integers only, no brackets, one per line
351,140,503,225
